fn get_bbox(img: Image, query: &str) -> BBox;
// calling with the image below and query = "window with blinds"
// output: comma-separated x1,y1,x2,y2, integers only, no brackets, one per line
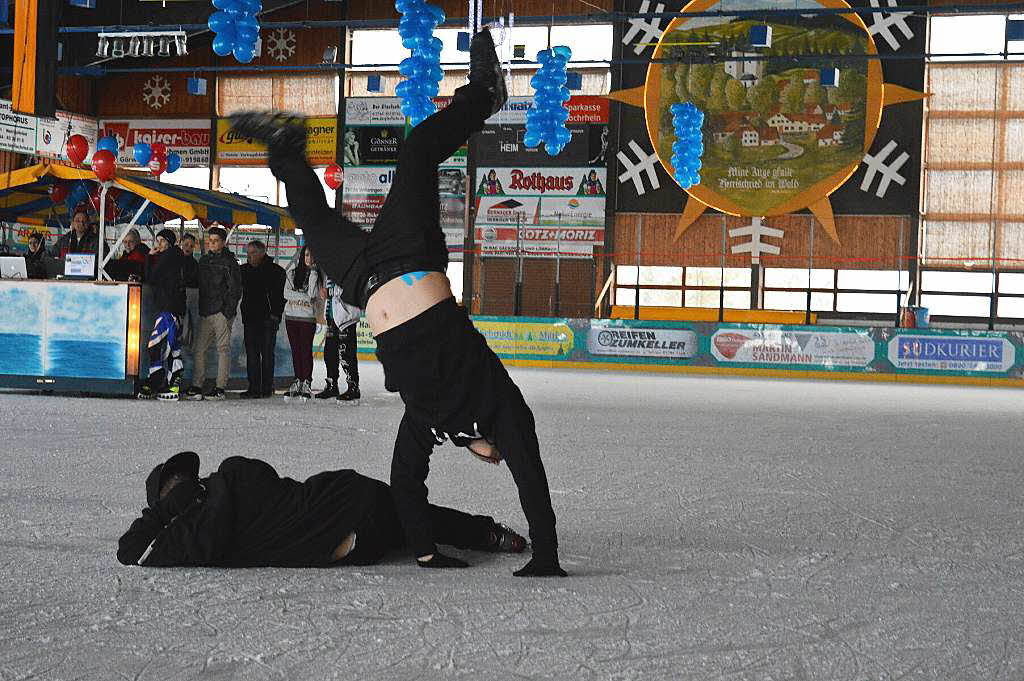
216,74,338,117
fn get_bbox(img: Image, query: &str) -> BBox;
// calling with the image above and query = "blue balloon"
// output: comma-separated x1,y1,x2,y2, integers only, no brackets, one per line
233,43,255,63
97,136,119,154
166,152,182,174
133,142,151,166
208,11,231,32
212,34,234,57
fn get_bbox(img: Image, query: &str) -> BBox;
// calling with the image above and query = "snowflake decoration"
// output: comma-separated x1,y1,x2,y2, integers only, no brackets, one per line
142,75,171,109
265,28,297,62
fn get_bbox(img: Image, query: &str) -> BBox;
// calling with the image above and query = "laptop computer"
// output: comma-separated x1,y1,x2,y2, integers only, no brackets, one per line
0,256,28,279
63,253,96,279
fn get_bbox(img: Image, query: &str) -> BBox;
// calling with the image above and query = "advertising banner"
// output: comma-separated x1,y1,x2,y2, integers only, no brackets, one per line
475,124,609,168
887,334,1016,373
215,117,337,165
710,327,875,368
483,96,610,126
98,119,211,167
2,99,98,161
345,97,405,126
474,167,607,257
473,320,574,358
589,322,698,359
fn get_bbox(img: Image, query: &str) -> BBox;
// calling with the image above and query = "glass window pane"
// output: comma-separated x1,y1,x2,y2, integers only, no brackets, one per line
723,268,751,287
640,289,682,307
921,270,994,293
809,269,834,288
764,268,808,289
218,167,278,205
838,269,905,290
1000,272,1024,293
639,265,683,286
998,296,1024,317
550,25,614,64
811,292,835,311
723,290,751,309
615,287,636,305
837,293,897,313
165,167,210,190
764,291,807,311
920,294,991,316
685,289,720,308
616,265,638,285
929,16,1006,61
685,266,721,287
352,30,404,68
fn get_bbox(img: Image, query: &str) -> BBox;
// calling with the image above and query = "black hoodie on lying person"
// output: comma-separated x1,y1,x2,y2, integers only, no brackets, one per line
117,455,500,568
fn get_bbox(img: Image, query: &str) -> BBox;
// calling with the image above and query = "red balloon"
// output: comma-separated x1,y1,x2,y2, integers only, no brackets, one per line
151,142,168,158
325,163,343,190
49,183,69,204
148,155,168,177
92,149,117,182
67,134,89,165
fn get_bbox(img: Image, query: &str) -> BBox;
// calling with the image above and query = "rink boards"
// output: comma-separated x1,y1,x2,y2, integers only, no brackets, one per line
351,317,1024,388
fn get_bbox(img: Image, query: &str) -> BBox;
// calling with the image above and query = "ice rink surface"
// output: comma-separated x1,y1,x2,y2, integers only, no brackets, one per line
1,364,1023,680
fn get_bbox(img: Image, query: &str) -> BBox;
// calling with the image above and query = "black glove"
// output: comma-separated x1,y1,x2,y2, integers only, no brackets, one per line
514,555,567,577
417,552,469,569
154,479,202,524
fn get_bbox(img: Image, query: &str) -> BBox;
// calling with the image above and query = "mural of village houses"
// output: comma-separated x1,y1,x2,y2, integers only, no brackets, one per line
655,14,870,214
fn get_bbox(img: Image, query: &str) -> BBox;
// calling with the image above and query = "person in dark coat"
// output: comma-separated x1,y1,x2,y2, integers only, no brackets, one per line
117,452,527,568
23,232,50,279
239,239,286,398
54,210,99,275
139,229,188,399
177,233,201,385
185,226,242,400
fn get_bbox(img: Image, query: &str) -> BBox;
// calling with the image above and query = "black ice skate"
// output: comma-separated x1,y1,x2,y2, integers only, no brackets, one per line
485,523,527,553
469,29,507,115
228,111,307,154
336,382,360,404
315,379,340,400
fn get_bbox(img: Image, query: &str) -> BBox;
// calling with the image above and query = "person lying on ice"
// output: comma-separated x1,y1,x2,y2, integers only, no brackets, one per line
117,451,526,568
228,29,565,577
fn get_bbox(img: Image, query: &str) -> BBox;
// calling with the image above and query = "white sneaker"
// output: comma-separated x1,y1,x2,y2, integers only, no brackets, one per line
284,378,302,401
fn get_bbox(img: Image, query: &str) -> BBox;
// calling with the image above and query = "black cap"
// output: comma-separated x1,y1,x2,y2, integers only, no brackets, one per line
145,451,200,508
156,228,177,246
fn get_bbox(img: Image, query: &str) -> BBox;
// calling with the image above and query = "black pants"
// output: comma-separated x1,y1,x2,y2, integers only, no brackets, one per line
243,320,278,394
273,83,494,306
340,481,494,565
324,321,359,386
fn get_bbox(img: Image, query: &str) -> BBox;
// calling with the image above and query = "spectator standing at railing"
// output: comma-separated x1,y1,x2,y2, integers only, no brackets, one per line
239,240,286,399
138,229,188,400
184,226,242,401
178,233,201,386
107,228,151,282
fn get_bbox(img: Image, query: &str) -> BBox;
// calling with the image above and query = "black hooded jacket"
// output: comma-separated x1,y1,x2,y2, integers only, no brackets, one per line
240,256,287,324
117,456,380,568
145,245,187,316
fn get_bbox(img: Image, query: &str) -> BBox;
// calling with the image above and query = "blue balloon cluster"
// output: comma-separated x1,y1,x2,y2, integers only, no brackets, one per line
208,0,262,64
395,0,445,127
671,102,704,190
96,135,119,154
524,46,572,157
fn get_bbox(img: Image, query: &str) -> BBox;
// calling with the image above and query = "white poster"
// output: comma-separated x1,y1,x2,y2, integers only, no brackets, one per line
589,323,698,359
345,97,405,126
0,100,39,155
711,328,876,367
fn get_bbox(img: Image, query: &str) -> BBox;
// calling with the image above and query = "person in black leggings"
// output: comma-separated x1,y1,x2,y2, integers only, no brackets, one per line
230,31,565,577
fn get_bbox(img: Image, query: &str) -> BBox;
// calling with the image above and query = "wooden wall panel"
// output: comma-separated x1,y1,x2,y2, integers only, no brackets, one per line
613,212,912,270
56,76,93,115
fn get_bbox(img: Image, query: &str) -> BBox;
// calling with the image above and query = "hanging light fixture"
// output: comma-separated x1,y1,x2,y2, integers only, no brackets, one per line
157,36,172,57
128,35,142,57
110,38,126,58
95,36,109,58
96,31,189,60
174,34,188,56
141,37,155,57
